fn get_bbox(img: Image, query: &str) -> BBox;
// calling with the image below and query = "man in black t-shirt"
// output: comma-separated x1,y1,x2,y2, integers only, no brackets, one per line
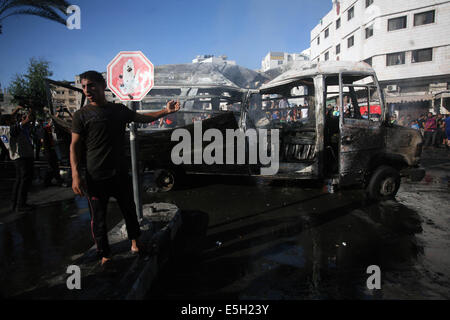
70,70,180,266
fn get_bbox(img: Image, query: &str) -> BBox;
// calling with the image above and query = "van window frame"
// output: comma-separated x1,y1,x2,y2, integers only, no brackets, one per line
339,72,383,128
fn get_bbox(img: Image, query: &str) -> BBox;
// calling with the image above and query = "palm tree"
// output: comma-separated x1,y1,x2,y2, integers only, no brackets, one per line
0,0,71,34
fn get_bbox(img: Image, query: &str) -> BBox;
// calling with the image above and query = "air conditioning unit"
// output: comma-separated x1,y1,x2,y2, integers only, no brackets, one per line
387,85,398,92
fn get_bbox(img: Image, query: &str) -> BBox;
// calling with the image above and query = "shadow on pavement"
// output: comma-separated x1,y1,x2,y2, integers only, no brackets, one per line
148,196,423,299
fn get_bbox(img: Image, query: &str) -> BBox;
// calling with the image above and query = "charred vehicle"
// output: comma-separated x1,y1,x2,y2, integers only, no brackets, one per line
250,61,425,199
48,61,425,199
142,61,425,199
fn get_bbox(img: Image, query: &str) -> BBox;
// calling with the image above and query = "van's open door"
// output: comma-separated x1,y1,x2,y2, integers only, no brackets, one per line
338,73,384,185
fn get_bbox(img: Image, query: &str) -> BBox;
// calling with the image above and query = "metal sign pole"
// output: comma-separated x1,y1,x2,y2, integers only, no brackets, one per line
128,100,143,220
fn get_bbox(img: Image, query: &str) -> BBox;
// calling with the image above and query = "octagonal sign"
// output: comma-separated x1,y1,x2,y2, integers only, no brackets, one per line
107,51,154,101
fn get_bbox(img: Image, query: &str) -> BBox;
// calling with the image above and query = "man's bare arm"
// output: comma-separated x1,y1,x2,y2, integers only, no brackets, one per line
70,132,86,196
11,105,23,116
133,100,180,123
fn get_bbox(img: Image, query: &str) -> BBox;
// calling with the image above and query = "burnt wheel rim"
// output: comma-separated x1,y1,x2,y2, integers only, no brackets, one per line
157,171,174,191
380,177,396,196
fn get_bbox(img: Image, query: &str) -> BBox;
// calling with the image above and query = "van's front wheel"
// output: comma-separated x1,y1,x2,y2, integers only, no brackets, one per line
155,169,176,192
367,165,400,200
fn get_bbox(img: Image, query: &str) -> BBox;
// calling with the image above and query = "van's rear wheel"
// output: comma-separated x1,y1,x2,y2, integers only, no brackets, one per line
367,165,400,200
155,169,175,192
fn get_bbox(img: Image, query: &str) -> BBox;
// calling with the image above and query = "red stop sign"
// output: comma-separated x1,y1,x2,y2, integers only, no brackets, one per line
107,51,154,101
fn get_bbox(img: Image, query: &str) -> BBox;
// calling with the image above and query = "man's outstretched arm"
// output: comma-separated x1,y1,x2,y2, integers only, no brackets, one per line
133,100,180,123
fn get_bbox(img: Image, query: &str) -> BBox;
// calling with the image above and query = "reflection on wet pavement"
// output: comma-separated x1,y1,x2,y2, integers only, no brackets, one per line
0,159,448,299
147,173,449,300
0,197,123,298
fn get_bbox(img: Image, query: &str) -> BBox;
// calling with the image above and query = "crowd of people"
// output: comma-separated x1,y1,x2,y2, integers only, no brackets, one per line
0,104,70,212
389,112,450,149
260,100,309,124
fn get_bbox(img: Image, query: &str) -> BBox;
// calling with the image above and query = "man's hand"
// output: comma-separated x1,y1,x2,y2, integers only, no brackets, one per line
165,100,180,114
20,110,34,125
11,105,23,116
72,175,86,196
136,100,180,123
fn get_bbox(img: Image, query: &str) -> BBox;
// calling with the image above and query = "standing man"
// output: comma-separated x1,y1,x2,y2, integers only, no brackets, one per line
41,118,64,187
0,115,11,161
33,120,44,161
9,105,36,212
424,112,437,147
444,114,450,149
436,114,446,148
70,71,180,266
417,114,426,136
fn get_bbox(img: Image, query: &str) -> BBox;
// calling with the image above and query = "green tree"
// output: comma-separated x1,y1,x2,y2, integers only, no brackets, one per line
9,57,53,113
0,0,70,34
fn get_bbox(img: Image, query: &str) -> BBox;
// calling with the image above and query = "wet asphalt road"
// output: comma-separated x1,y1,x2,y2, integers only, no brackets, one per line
145,167,449,300
0,149,449,299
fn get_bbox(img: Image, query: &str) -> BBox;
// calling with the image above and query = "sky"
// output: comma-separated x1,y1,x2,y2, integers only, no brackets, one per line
0,0,332,89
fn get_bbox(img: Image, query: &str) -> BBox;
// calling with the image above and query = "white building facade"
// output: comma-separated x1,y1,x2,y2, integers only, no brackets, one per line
261,51,309,72
310,0,450,115
0,89,15,115
192,55,236,65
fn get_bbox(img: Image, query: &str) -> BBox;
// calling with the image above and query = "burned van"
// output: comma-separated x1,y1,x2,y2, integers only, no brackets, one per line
147,61,425,199
247,61,425,199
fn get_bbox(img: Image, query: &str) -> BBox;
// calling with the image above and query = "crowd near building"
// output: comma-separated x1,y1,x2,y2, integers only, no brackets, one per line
310,0,450,117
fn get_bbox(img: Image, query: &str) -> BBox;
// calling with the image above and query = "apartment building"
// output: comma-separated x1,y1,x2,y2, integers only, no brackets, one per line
0,89,14,114
50,82,80,113
192,54,236,65
310,0,450,116
261,51,310,72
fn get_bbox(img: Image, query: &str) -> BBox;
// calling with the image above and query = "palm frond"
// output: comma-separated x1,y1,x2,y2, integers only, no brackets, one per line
0,0,73,33
0,0,70,16
0,8,66,25
42,0,71,14
32,4,64,21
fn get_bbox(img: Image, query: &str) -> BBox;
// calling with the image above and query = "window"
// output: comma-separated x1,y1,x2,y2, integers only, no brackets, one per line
348,6,354,20
325,28,329,38
412,48,433,63
336,18,341,29
366,0,374,7
325,52,329,61
386,52,405,66
414,10,435,26
250,79,316,134
337,75,380,124
336,44,341,55
348,35,354,48
388,16,407,31
365,25,374,38
364,57,373,66
317,36,320,45
278,61,283,65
